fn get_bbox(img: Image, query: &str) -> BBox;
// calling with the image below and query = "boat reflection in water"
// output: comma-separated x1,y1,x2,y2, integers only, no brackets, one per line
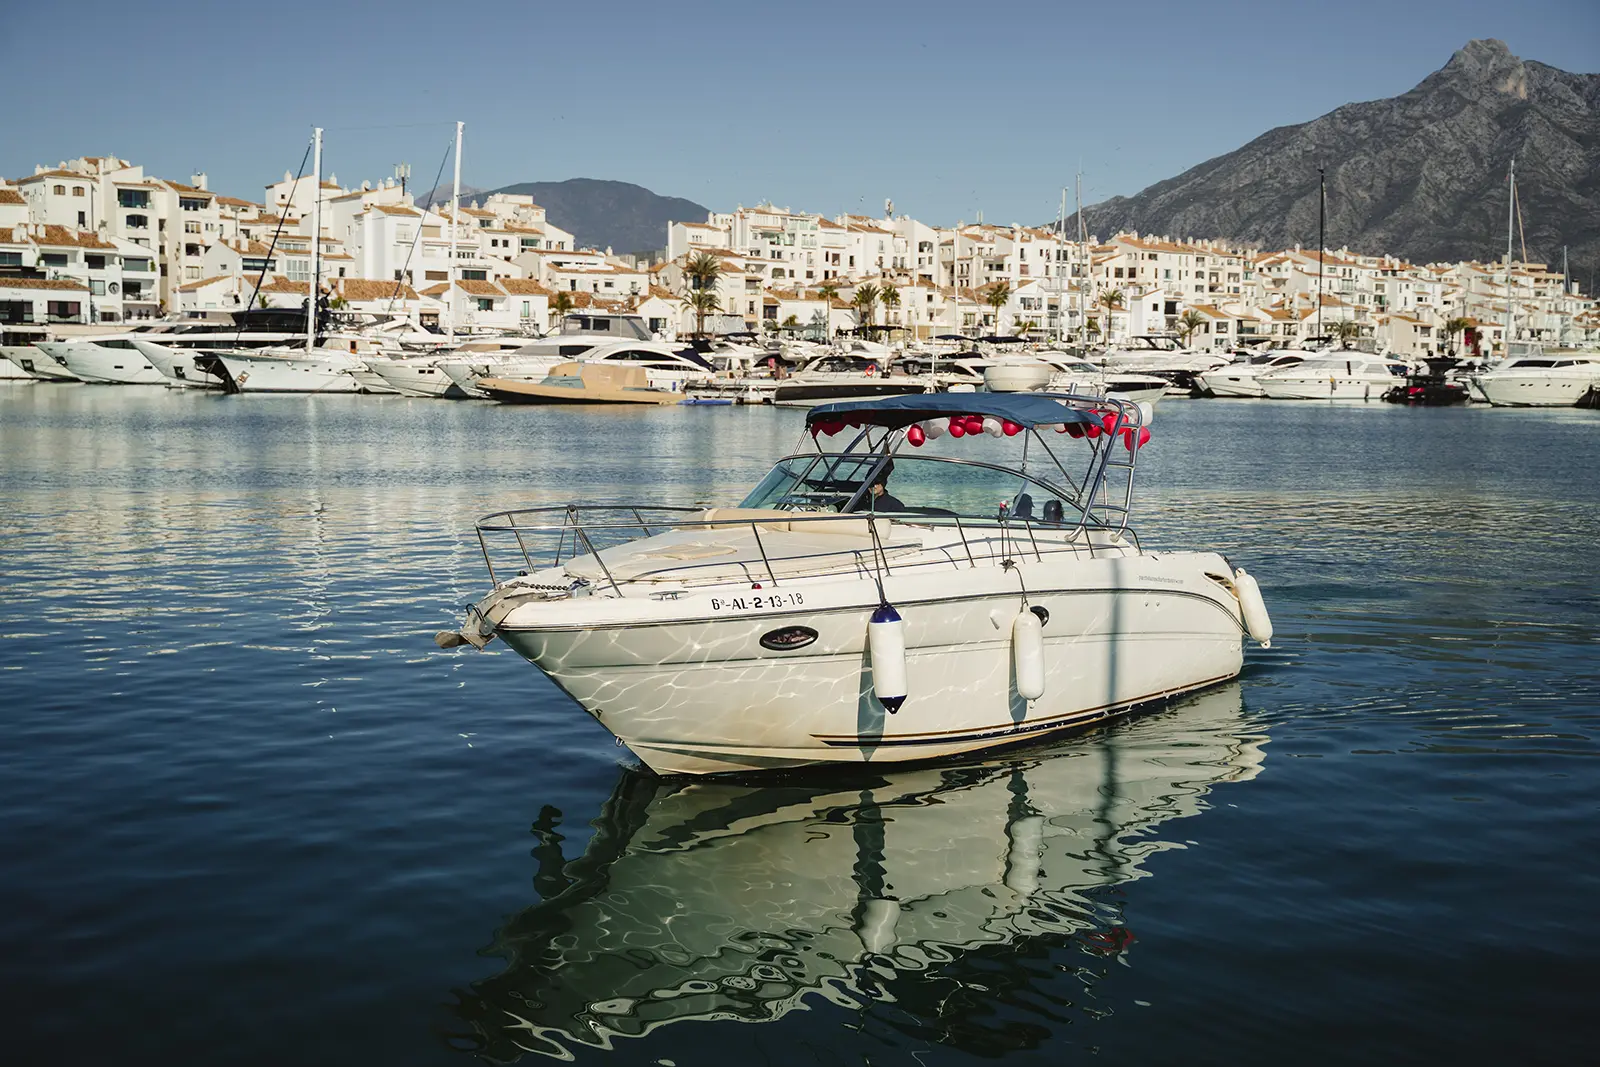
447,684,1266,1060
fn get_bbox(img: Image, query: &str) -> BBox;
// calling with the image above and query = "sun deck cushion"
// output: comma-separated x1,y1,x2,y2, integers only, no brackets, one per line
565,518,916,584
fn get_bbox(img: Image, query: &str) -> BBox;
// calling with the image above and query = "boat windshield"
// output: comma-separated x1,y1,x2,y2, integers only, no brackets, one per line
740,453,1083,523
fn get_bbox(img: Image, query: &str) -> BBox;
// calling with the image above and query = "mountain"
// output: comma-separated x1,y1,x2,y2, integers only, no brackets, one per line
465,178,709,256
1068,40,1600,275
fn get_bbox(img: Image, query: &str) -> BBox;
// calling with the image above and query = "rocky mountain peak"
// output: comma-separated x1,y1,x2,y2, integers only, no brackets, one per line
1067,41,1597,281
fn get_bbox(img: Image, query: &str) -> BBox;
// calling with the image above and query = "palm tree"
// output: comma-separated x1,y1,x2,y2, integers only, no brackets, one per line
685,287,720,337
1014,319,1033,338
1332,319,1361,346
1098,290,1125,343
549,290,574,329
1175,308,1207,347
782,313,799,335
853,284,880,332
816,281,840,304
1443,315,1472,356
984,282,1011,334
684,251,722,292
879,285,901,329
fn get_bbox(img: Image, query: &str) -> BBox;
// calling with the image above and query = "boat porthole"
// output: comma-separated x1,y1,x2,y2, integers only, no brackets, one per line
760,625,818,651
1030,605,1050,626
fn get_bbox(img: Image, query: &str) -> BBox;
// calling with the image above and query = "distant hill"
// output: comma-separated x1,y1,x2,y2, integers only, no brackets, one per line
1066,40,1600,276
462,178,709,256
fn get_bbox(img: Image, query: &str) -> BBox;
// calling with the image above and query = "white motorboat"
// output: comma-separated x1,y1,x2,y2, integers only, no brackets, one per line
1196,351,1311,398
3,344,77,380
451,681,1264,1057
1469,353,1600,407
368,356,467,398
441,392,1273,776
0,347,33,380
200,348,364,393
1096,335,1230,395
1258,351,1408,400
38,337,168,384
771,353,934,408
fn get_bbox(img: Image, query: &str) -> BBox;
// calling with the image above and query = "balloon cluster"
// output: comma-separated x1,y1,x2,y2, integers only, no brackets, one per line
814,405,1154,453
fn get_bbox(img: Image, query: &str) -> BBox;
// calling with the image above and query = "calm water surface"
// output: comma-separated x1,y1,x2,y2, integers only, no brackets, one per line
2,383,1597,1065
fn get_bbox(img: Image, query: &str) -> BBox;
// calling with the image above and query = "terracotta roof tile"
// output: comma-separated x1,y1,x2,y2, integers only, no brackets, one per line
0,276,89,291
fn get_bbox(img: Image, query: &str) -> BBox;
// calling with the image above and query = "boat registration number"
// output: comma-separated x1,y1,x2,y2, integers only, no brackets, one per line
710,593,805,612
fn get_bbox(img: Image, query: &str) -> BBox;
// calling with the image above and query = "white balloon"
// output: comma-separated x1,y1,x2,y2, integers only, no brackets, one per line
982,416,1004,437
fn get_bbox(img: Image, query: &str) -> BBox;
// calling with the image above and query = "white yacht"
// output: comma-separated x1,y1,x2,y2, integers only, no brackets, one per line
440,392,1273,776
451,683,1264,1057
1,345,70,379
37,336,168,384
1042,359,1167,406
0,347,32,379
1470,353,1600,407
771,353,934,408
200,347,365,393
367,356,468,398
1258,351,1409,400
1196,351,1312,398
1096,335,1231,394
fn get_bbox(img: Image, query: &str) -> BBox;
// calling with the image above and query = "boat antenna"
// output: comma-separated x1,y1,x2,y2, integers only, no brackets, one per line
447,120,463,344
307,125,322,354
236,137,311,345
1504,158,1516,355
1316,166,1325,341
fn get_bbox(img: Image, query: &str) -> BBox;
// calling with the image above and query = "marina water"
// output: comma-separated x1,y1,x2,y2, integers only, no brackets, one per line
2,383,1597,1065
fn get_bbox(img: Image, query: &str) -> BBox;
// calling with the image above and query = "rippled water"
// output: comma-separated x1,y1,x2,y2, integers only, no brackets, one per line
3,383,1597,1065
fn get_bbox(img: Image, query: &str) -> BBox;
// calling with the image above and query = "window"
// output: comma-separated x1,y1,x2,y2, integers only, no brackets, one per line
126,214,149,229
42,253,68,266
461,269,487,281
72,186,85,197
47,300,82,320
90,280,106,295
0,252,21,267
185,221,201,234
125,258,151,272
424,270,447,281
54,184,66,195
117,189,150,209
184,266,201,281
475,298,493,311
77,211,86,227
179,197,207,211
86,255,106,270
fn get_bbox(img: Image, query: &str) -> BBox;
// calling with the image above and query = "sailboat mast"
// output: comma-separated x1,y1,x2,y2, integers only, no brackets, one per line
1316,167,1325,341
1561,245,1569,345
448,120,463,344
1503,158,1515,355
308,126,322,354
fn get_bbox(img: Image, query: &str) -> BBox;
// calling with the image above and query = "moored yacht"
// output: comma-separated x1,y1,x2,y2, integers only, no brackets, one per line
1,345,74,380
771,353,933,407
38,336,168,384
1469,353,1600,407
439,392,1273,776
1096,334,1230,394
1195,350,1311,398
1257,351,1409,400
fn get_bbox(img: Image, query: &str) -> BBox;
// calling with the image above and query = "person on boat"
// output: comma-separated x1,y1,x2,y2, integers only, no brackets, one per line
858,460,904,512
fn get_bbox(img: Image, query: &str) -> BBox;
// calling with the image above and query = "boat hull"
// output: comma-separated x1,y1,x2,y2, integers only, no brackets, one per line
1196,370,1267,398
132,341,226,389
1473,373,1600,407
770,379,934,408
42,342,166,384
371,361,466,397
1259,375,1399,400
211,353,362,393
1,345,76,380
491,552,1246,775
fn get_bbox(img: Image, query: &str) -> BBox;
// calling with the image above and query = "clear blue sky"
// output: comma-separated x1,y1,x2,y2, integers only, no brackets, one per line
7,0,1597,226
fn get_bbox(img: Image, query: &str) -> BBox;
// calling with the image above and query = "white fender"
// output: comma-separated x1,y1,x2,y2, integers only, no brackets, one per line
1137,400,1155,425
868,604,907,713
921,418,946,440
1012,610,1045,700
981,416,1005,437
1003,814,1045,897
1234,567,1273,647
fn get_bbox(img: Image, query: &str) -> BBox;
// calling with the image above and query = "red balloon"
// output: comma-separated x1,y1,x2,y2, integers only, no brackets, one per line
964,416,983,435
949,420,966,437
1085,422,1101,439
907,424,926,447
1065,423,1086,439
1101,412,1120,435
1124,426,1152,451
1001,420,1022,436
